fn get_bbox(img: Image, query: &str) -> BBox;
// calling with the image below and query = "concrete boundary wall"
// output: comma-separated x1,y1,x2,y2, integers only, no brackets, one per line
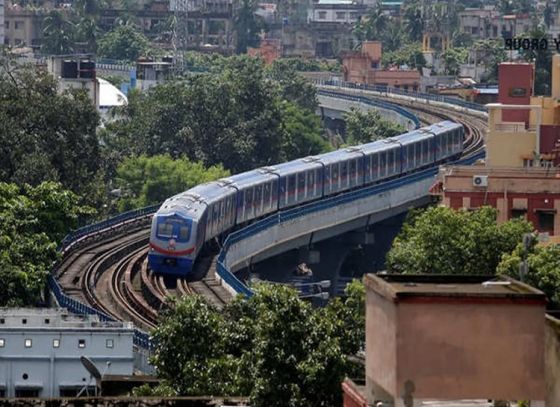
318,94,418,130
223,173,435,274
546,315,560,406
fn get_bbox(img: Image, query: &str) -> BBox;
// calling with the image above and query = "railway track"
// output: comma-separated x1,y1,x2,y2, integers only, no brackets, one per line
55,88,487,330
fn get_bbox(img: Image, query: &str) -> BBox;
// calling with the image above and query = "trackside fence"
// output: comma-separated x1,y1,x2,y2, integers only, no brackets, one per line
50,205,160,351
47,89,486,352
314,79,488,113
215,150,486,298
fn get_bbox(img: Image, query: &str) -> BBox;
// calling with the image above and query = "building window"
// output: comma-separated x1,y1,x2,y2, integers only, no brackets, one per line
5,21,8,29
336,12,346,20
537,211,555,232
350,12,358,20
78,339,86,348
14,21,23,30
44,319,50,324
106,339,114,348
24,339,32,348
0,318,4,324
318,11,327,19
0,338,4,347
53,339,60,348
511,209,527,219
523,159,533,168
15,389,39,398
22,318,27,325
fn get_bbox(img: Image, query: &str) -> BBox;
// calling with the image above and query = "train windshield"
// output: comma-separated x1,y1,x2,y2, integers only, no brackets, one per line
156,217,191,242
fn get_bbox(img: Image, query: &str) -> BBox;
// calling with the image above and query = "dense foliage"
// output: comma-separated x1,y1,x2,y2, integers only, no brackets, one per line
148,281,365,404
344,108,406,145
0,52,102,199
105,56,331,174
0,182,94,306
114,155,229,211
386,206,534,275
498,242,560,308
97,23,151,61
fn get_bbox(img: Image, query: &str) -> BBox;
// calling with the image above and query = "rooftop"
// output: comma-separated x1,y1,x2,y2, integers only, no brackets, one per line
0,308,134,330
364,274,546,302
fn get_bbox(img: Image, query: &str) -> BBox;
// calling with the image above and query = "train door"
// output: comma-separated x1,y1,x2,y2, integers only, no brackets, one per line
332,163,340,193
340,161,348,191
279,177,287,208
288,174,296,206
254,185,263,217
379,152,387,178
307,170,315,199
349,159,357,188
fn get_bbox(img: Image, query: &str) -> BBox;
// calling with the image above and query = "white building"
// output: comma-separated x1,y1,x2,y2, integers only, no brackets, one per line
308,0,366,24
0,308,134,398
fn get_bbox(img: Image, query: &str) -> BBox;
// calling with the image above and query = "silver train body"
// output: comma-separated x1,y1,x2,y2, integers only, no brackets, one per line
148,121,464,275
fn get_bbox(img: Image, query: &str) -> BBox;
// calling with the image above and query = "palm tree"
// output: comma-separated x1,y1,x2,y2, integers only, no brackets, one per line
403,0,423,42
42,10,75,55
75,16,100,52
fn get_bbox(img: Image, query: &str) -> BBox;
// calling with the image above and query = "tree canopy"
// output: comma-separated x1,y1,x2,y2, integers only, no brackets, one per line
0,52,102,199
97,23,151,61
498,241,560,308
148,281,365,405
386,206,534,275
105,56,331,174
114,155,230,211
344,108,406,145
0,182,94,307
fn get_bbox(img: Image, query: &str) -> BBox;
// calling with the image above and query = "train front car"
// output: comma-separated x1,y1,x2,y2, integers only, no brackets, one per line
148,195,202,276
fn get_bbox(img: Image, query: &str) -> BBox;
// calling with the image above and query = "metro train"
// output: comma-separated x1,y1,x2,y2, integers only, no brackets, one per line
148,120,464,276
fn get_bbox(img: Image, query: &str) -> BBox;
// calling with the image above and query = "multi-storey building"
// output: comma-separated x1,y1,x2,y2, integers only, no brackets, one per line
458,6,532,40
434,57,560,236
0,308,134,398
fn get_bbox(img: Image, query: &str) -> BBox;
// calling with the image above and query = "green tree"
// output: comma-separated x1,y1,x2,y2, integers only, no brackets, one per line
267,61,318,111
353,3,388,44
97,23,150,61
0,182,94,307
344,108,406,145
149,283,353,405
402,0,424,42
381,42,426,70
498,242,560,308
234,0,264,54
387,206,534,275
42,10,75,54
279,102,332,161
442,47,468,76
114,155,229,211
105,56,306,173
518,26,552,95
472,39,507,82
0,51,102,199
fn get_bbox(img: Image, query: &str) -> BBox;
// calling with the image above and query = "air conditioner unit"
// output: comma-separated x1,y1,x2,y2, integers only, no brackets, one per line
472,175,488,187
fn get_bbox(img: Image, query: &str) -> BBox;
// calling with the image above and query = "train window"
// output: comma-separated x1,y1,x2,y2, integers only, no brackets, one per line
263,183,271,207
388,150,394,173
307,171,315,195
157,222,174,238
288,175,296,191
371,154,378,178
298,173,306,190
179,226,190,241
416,143,421,162
332,164,339,181
350,160,356,183
424,140,429,161
272,180,279,200
341,162,348,181
255,185,262,205
380,152,386,175
246,188,253,208
407,145,414,167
